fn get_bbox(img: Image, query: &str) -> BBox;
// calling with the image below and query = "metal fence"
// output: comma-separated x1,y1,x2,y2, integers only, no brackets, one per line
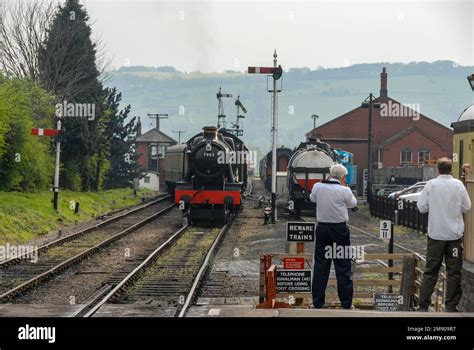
369,193,428,234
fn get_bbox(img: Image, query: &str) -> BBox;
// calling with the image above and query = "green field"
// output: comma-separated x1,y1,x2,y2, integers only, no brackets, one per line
0,188,155,245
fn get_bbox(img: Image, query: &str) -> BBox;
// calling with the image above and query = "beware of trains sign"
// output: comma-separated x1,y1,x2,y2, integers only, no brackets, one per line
286,222,315,242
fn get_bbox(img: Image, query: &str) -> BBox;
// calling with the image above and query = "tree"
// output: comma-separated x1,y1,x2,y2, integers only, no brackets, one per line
0,0,56,81
38,0,105,191
38,0,102,101
102,88,142,189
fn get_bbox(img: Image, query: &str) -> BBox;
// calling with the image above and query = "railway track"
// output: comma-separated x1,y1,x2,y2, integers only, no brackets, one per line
81,222,231,318
295,212,427,262
0,195,174,302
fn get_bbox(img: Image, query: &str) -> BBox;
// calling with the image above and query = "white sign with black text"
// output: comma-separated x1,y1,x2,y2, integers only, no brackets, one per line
379,220,392,239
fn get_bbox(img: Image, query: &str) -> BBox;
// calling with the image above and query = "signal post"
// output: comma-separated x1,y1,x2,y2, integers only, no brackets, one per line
248,50,283,223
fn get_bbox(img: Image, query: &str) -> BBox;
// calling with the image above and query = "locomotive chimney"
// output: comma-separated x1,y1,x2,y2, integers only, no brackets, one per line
203,126,218,140
380,67,388,99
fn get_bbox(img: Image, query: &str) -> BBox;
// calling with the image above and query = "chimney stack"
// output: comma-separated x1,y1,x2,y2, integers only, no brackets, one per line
136,116,142,136
380,67,388,99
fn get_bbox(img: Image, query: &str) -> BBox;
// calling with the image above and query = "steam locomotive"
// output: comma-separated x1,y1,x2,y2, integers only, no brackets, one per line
165,126,248,224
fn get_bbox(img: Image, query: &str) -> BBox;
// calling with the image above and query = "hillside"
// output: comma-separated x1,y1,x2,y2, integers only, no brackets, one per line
107,61,474,157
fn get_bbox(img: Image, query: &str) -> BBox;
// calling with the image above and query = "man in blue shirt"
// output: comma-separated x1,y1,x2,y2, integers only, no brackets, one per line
309,164,357,309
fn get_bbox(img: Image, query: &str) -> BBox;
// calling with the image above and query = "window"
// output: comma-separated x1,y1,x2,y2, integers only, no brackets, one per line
150,145,158,158
158,145,166,159
144,176,150,184
418,150,430,165
400,149,412,165
415,186,424,193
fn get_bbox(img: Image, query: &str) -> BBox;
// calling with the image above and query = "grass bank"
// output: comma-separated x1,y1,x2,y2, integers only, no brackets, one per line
0,188,155,245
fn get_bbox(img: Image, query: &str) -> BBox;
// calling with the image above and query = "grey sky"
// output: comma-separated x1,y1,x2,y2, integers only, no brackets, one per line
81,0,473,72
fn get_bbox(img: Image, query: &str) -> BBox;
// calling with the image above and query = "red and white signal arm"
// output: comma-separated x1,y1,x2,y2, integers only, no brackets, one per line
248,66,283,80
31,128,61,137
248,67,274,74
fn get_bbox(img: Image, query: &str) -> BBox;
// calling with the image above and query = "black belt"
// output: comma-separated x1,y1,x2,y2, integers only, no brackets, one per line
318,222,346,226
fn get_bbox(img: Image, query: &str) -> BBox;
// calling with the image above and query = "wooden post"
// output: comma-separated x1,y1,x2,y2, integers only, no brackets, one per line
267,265,277,307
256,264,292,309
259,256,265,303
293,242,305,306
297,242,305,254
400,255,416,311
261,255,272,303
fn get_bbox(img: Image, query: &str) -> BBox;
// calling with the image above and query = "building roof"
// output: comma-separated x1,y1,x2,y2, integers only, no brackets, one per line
458,105,474,121
311,96,451,134
136,128,177,144
308,67,451,137
377,125,447,150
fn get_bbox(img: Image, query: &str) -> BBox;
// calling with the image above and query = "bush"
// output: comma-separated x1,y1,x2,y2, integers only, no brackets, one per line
0,76,55,191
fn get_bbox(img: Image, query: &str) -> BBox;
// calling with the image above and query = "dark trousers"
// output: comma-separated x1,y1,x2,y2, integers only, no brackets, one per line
312,223,353,309
419,237,463,311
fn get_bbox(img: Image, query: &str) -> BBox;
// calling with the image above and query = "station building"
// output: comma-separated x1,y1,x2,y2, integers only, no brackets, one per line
136,117,177,191
306,67,453,194
451,105,474,178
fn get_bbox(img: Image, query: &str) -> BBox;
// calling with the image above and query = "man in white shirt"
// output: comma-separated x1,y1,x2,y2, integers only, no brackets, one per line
309,164,357,309
417,157,471,312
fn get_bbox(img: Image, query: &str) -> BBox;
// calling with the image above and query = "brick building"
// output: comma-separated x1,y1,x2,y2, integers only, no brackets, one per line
136,117,177,190
307,67,453,193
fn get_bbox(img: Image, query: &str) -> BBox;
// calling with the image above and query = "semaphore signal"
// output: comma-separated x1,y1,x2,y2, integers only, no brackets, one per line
248,50,283,223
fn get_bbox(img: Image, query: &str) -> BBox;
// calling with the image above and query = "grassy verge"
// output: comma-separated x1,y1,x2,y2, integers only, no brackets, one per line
0,188,156,245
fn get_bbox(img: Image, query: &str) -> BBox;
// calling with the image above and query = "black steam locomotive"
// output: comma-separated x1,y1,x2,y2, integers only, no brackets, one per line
165,126,248,224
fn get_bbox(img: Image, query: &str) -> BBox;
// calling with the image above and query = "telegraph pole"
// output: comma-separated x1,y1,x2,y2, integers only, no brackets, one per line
173,130,186,144
248,50,283,223
361,93,380,199
147,113,168,131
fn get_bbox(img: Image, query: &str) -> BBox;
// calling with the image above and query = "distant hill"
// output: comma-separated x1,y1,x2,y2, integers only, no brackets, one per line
107,61,474,157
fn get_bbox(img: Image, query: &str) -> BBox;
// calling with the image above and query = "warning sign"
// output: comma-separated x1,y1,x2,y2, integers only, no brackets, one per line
373,293,403,311
379,220,392,239
283,257,305,270
287,222,315,242
276,270,312,293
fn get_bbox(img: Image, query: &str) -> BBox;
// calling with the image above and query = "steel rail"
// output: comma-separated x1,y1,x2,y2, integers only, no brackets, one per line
178,222,231,317
82,224,189,317
0,203,176,303
0,194,172,268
